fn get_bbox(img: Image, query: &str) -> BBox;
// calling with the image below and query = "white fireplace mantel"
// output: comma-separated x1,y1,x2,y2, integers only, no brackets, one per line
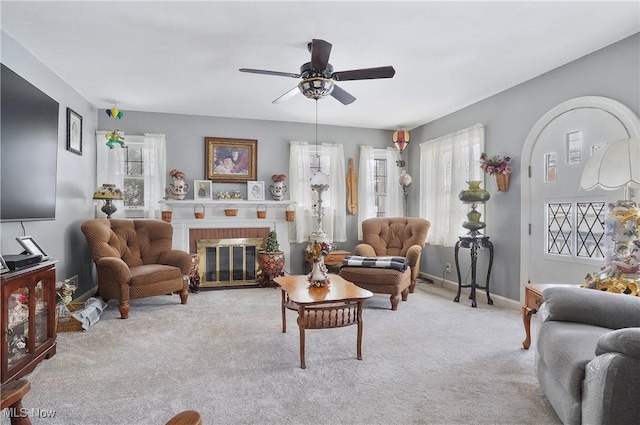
162,200,296,272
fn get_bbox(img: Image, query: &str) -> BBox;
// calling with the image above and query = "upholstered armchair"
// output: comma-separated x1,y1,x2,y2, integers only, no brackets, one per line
81,219,192,319
340,217,430,310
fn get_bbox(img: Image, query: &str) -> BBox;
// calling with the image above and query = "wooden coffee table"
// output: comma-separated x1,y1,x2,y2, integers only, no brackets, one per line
274,274,373,369
522,283,579,349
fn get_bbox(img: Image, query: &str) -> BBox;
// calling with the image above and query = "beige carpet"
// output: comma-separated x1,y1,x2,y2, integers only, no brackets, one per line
21,280,561,425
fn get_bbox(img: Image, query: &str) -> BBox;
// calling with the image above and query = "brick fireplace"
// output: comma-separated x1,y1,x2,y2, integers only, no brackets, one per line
164,200,293,286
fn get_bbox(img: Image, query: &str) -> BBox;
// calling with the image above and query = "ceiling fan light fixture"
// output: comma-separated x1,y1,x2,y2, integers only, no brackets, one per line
298,77,334,100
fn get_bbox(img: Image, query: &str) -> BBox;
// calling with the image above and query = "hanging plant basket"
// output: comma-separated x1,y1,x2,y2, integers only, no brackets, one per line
495,173,510,192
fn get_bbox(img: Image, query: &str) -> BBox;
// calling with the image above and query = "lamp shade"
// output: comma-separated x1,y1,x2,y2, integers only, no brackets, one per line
298,78,335,100
93,183,123,200
310,170,330,187
579,138,640,192
393,130,410,152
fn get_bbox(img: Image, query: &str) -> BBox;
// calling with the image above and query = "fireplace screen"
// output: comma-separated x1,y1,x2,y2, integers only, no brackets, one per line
196,238,264,287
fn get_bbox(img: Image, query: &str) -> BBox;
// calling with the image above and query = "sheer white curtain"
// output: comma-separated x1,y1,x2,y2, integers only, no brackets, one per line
419,123,484,247
386,148,403,217
357,146,402,239
358,146,376,240
96,132,167,219
289,141,346,243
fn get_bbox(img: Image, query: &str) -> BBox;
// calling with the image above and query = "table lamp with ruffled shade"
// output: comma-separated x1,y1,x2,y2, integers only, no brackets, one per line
93,183,123,219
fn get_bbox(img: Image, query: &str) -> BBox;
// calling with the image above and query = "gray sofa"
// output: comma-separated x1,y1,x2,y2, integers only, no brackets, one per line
536,287,640,425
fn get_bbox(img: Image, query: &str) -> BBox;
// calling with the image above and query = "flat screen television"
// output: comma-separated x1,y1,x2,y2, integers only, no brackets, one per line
1,63,59,222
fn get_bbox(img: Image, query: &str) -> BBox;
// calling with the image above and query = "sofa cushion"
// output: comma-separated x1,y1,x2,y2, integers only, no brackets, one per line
537,321,611,399
543,287,640,329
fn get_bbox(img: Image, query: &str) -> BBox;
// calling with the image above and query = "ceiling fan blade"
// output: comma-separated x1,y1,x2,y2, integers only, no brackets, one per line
332,66,396,81
330,84,356,105
272,87,301,104
310,39,332,70
239,68,300,78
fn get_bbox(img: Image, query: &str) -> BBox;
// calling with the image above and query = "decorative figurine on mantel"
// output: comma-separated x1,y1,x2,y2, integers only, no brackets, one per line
269,174,287,201
169,169,189,200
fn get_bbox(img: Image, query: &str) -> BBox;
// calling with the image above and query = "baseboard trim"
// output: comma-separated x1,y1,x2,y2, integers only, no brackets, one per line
419,272,520,311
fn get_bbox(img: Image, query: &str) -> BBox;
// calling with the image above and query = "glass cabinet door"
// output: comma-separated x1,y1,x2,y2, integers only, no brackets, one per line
7,286,30,368
34,280,49,347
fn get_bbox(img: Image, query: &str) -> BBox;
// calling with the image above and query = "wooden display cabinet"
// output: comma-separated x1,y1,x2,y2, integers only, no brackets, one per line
1,260,57,384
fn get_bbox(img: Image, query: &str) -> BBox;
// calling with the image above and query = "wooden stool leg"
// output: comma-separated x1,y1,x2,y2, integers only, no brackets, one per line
1,379,32,425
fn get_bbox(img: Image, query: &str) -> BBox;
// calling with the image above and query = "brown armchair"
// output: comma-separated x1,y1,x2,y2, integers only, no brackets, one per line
81,219,192,319
340,217,430,310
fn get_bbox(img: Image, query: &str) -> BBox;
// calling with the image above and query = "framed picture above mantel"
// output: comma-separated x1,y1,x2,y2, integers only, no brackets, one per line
205,137,257,183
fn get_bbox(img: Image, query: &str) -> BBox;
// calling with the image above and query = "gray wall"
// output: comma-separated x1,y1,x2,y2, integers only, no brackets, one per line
410,33,640,301
99,108,393,273
1,31,98,297
4,27,637,302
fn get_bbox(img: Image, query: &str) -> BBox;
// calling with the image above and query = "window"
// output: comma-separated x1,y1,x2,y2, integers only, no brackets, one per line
122,145,145,214
546,200,605,261
96,132,167,219
419,124,484,247
373,156,388,217
357,146,402,239
289,141,346,243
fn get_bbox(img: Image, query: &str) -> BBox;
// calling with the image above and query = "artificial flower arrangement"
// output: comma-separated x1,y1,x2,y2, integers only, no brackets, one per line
56,279,77,316
169,169,185,180
306,240,332,261
271,174,286,182
480,153,512,175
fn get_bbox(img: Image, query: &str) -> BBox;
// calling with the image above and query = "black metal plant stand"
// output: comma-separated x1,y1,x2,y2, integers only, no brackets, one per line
454,234,494,307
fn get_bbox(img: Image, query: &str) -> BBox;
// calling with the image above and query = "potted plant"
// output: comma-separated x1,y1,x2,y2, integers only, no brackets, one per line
480,153,513,192
258,230,285,287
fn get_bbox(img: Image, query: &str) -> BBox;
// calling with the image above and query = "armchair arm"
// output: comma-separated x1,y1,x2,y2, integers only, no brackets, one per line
595,328,640,358
95,257,131,285
542,287,640,329
405,245,423,268
158,250,193,276
354,244,377,257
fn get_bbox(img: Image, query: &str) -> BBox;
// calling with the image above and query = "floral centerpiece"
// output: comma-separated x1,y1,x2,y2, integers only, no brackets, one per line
480,153,512,191
271,174,286,182
306,240,332,287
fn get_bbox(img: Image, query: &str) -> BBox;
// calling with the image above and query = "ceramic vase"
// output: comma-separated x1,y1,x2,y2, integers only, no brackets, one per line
269,181,287,201
170,178,190,200
308,256,329,287
258,251,285,287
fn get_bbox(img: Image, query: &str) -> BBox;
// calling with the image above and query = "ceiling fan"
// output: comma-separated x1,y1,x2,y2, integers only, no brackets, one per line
239,39,395,105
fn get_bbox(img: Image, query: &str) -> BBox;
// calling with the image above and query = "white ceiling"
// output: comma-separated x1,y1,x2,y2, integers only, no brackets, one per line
2,1,639,130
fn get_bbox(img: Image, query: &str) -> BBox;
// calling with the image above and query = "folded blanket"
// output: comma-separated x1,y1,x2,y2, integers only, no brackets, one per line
342,256,408,272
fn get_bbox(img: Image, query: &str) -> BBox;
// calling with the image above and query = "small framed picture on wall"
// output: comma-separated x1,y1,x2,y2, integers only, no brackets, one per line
66,107,83,155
